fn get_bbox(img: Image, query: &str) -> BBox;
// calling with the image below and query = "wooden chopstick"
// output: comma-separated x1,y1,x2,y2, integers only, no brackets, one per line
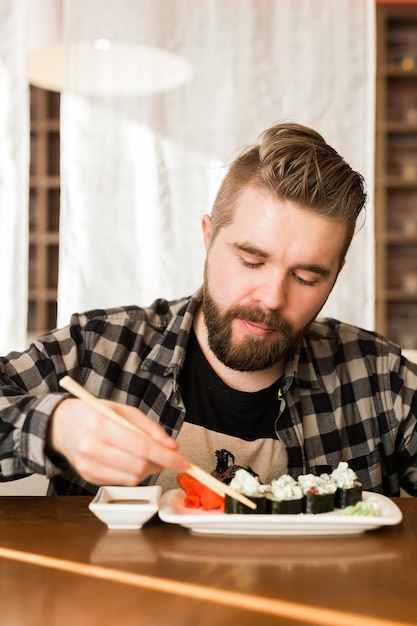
59,375,257,510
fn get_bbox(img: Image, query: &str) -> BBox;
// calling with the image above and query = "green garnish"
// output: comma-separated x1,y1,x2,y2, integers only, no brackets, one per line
344,501,379,516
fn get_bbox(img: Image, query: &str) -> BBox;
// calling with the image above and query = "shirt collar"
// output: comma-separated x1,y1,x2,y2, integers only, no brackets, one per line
141,288,202,378
282,324,324,392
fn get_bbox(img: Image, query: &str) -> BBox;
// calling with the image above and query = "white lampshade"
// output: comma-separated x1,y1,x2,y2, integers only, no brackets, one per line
28,40,193,96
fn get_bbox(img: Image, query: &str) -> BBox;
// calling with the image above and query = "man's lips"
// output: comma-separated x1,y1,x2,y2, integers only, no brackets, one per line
237,318,277,337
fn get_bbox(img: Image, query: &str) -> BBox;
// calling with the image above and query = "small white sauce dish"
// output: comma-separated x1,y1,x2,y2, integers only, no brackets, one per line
89,485,161,530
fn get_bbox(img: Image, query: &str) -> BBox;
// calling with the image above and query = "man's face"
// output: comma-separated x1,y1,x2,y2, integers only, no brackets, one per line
201,187,346,372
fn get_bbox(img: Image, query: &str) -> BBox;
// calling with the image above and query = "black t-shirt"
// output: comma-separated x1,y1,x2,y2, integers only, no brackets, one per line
182,329,281,441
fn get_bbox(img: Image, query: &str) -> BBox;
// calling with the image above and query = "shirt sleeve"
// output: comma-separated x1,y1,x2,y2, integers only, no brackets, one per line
389,351,417,495
0,319,84,479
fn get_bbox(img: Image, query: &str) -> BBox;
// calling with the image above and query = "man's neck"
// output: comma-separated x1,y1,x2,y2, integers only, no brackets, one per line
192,306,284,393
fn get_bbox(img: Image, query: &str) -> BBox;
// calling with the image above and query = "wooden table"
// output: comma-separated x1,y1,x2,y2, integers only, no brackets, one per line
0,496,415,626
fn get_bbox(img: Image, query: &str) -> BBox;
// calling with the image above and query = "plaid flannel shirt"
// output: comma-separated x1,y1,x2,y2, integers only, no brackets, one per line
0,288,417,496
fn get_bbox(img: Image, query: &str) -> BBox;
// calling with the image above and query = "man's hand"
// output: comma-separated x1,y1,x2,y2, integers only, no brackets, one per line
47,398,189,485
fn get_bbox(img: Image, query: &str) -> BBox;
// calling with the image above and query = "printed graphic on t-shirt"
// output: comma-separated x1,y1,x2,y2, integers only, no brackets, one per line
210,448,258,483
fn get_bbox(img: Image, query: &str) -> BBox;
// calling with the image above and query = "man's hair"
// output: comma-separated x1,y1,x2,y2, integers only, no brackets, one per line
209,122,367,261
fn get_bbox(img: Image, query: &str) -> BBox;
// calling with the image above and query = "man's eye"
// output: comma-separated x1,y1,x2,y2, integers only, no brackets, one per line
295,274,316,286
240,258,263,269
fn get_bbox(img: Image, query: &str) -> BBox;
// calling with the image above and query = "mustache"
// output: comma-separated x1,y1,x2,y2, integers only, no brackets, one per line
222,305,292,333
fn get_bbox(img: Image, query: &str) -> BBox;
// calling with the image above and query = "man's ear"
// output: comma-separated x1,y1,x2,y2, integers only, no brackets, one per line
201,214,212,251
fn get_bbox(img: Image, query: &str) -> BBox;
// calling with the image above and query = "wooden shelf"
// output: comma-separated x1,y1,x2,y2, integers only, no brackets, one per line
377,290,417,301
383,65,417,77
29,233,60,244
30,120,60,132
376,234,417,243
380,122,417,132
28,86,60,336
376,177,417,187
29,176,60,188
375,6,417,349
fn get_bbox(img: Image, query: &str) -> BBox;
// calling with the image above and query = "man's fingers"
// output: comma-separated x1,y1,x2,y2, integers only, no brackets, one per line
49,398,189,487
108,401,179,448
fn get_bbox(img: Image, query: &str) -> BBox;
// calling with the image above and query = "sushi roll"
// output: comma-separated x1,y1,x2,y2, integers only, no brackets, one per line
331,462,363,508
298,473,336,514
225,469,266,514
266,475,303,514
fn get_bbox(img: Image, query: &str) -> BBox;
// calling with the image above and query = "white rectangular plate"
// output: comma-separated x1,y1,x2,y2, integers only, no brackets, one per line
158,490,403,536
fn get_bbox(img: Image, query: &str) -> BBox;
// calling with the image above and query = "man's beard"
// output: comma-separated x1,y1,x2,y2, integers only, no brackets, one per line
202,285,307,372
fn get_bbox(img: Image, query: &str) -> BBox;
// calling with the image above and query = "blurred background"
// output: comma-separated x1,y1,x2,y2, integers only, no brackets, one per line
2,0,375,354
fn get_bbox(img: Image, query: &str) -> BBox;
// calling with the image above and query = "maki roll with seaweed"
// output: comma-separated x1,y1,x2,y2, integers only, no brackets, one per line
298,473,336,514
331,462,362,508
225,469,266,514
266,475,303,514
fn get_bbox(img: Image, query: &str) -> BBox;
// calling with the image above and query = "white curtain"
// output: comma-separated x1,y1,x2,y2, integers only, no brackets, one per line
0,0,29,351
58,0,375,329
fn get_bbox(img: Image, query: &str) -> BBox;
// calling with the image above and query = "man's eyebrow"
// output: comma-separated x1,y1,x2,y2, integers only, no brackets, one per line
230,242,331,277
230,241,270,258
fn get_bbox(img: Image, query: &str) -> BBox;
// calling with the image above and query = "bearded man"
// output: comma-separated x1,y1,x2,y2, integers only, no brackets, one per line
1,123,416,498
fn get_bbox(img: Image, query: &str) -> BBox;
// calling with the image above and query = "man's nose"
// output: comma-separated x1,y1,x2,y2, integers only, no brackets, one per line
253,275,287,312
